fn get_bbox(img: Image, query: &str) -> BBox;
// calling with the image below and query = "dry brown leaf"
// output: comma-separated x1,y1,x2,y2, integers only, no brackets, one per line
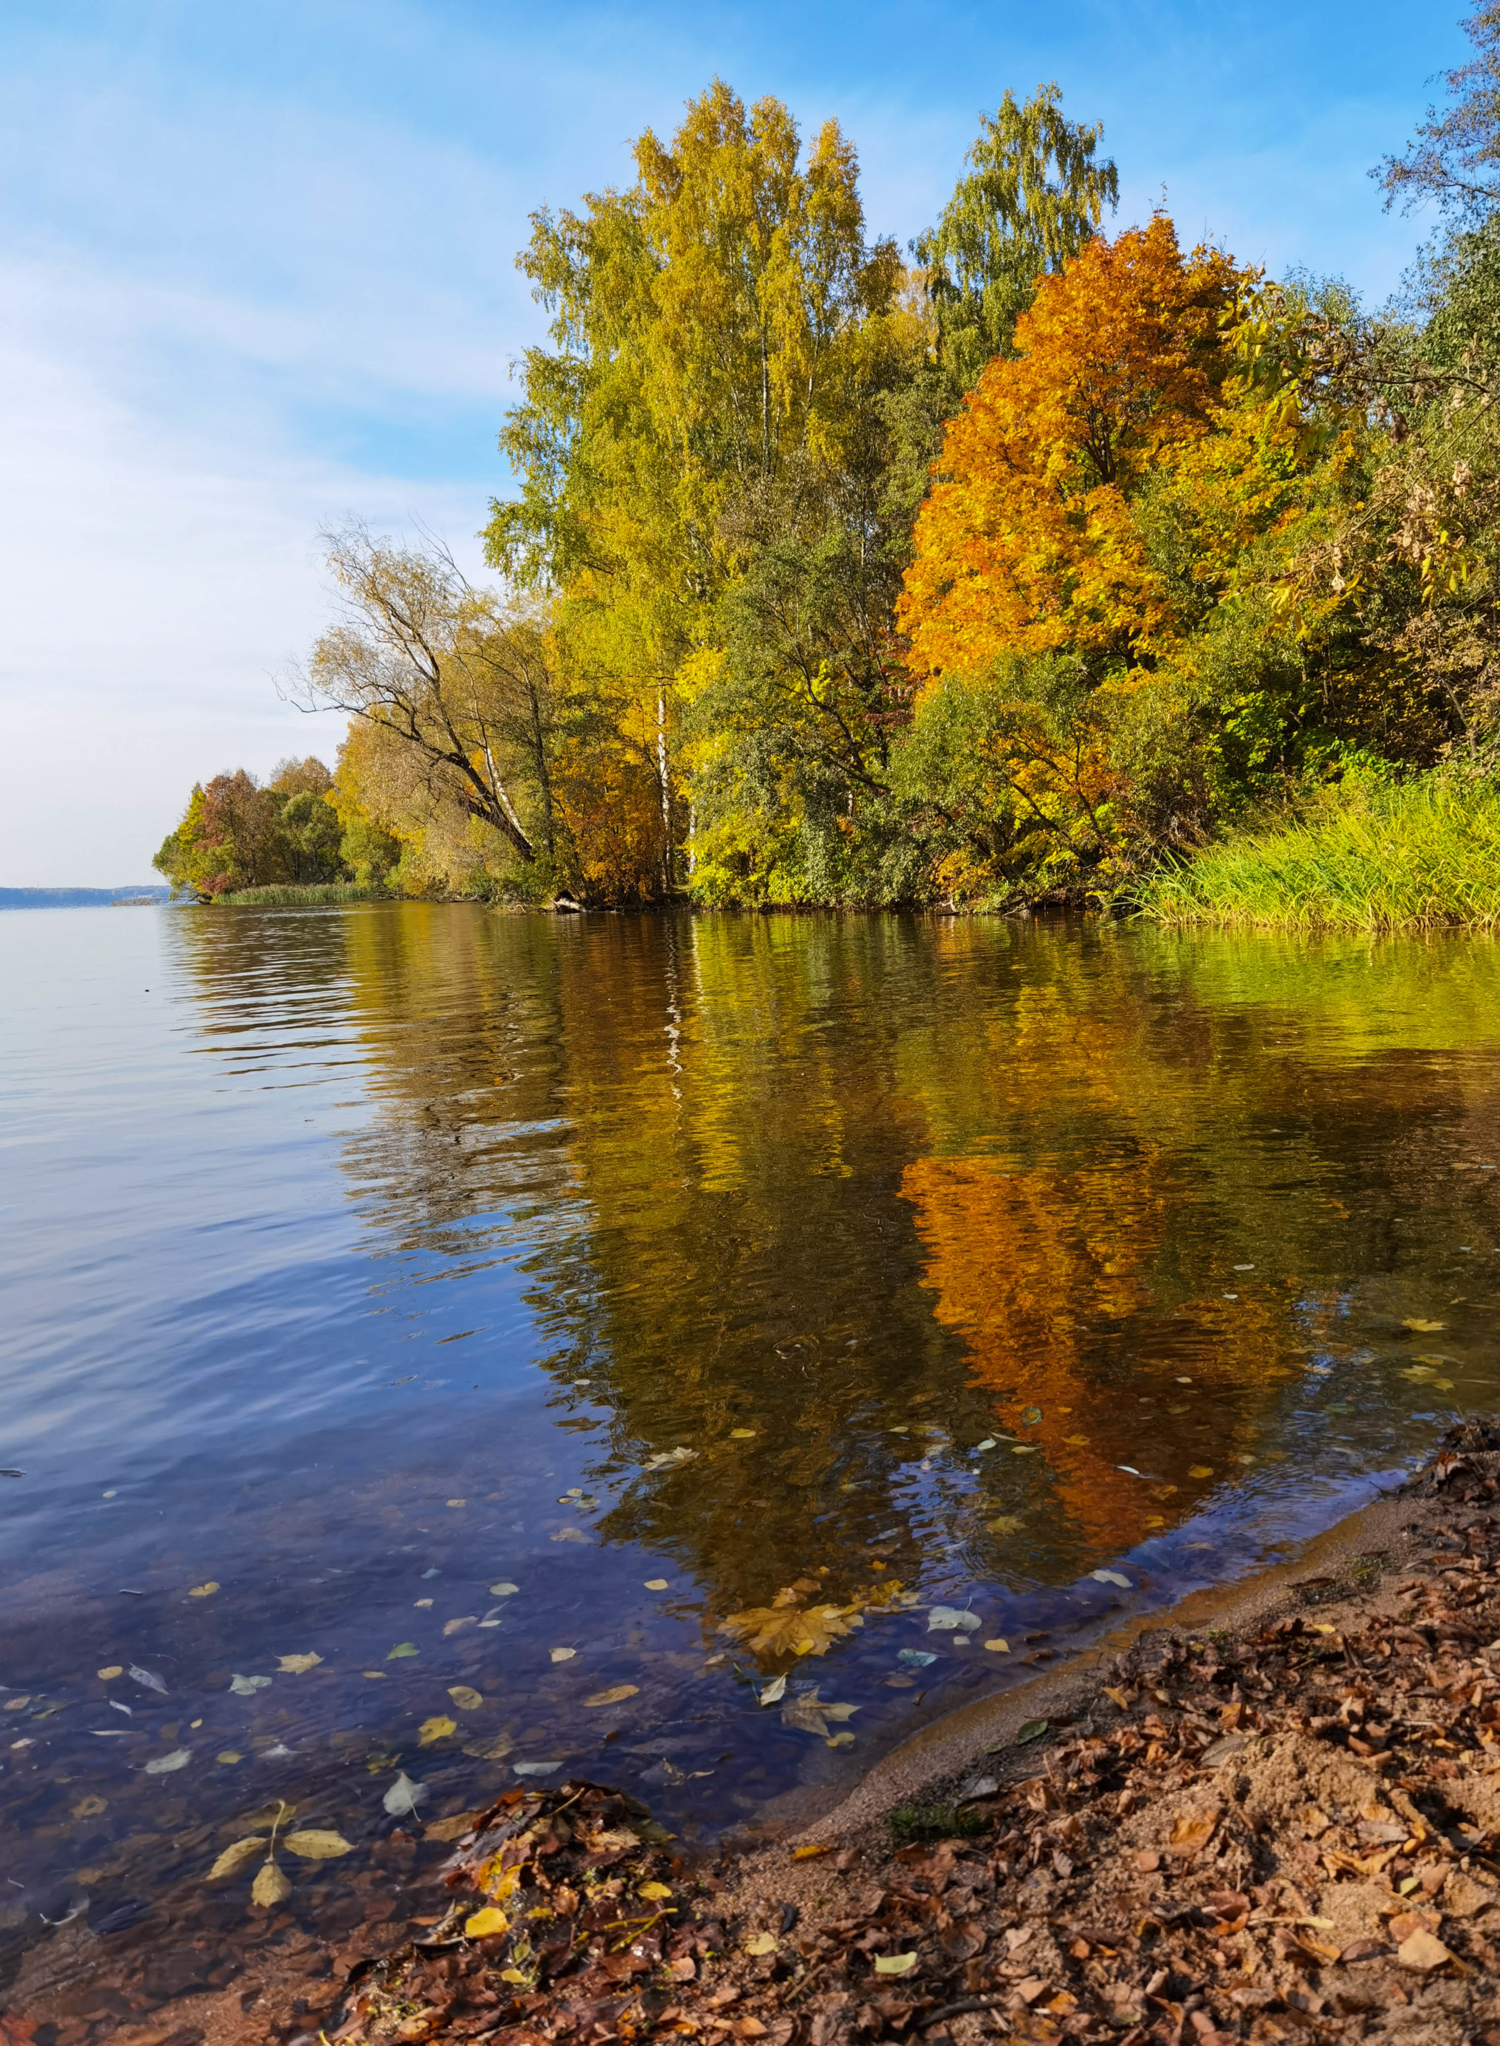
1397,1928,1452,1971
1169,1812,1218,1853
723,1586,864,1659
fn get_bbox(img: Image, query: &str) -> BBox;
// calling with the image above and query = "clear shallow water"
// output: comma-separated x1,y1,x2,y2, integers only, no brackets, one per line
2,905,1499,1992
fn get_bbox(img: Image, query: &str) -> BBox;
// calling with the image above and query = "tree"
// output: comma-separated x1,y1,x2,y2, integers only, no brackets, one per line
290,526,561,871
899,217,1244,680
1380,6,1500,223
913,84,1118,392
486,82,910,895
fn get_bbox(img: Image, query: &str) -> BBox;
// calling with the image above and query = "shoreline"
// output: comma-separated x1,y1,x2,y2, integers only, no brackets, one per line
17,1435,1496,2044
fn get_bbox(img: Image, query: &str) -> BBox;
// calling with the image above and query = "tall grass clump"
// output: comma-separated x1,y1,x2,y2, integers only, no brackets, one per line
217,883,390,906
1137,777,1500,932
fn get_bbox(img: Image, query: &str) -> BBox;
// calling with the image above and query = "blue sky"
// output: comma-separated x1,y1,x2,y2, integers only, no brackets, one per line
0,0,1470,881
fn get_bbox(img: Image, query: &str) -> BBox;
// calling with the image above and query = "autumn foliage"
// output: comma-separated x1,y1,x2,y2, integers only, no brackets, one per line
899,218,1244,675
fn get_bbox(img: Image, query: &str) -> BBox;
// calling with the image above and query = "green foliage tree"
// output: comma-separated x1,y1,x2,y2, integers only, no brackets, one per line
913,83,1119,392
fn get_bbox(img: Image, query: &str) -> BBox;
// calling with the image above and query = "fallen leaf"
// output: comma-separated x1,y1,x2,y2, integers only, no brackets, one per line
251,1859,291,1908
447,1498,466,1507
488,1582,519,1596
826,1730,855,1748
466,1907,509,1938
928,1606,981,1632
758,1675,787,1706
128,1664,167,1695
898,1649,937,1668
1090,1569,1132,1589
283,1829,354,1859
1011,1445,1037,1455
551,1527,588,1543
1103,1686,1131,1709
549,1646,576,1664
792,1844,831,1861
71,1794,107,1818
1403,1319,1447,1333
639,1881,672,1899
1015,1720,1048,1744
442,1616,477,1637
1189,1466,1214,1480
448,1685,483,1711
276,1653,322,1675
986,1515,1024,1535
418,1716,457,1746
584,1685,640,1708
216,1750,242,1764
983,1638,1010,1652
229,1673,272,1696
383,1771,426,1815
513,1760,563,1776
96,1666,123,1680
644,1579,670,1590
425,1813,477,1841
463,1733,515,1760
975,1438,997,1451
724,1590,864,1658
1169,1812,1218,1852
874,1953,916,1976
744,1932,778,1956
386,1642,419,1659
188,1582,219,1598
208,1836,267,1880
1398,1928,1452,1971
731,1429,757,1439
781,1688,859,1738
143,1749,192,1774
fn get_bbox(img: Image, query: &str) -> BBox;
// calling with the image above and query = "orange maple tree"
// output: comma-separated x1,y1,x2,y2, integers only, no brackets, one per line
898,215,1247,679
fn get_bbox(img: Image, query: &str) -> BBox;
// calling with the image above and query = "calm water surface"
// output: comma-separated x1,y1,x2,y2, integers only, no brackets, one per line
2,905,1499,1993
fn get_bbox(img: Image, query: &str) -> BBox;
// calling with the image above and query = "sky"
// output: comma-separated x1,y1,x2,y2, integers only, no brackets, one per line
0,0,1472,884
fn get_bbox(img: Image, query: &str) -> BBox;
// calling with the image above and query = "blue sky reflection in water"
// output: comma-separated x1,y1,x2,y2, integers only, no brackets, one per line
2,905,1500,1988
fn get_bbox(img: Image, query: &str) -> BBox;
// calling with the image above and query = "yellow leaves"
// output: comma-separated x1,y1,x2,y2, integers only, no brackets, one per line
72,1794,107,1818
550,1646,577,1664
448,1685,483,1712
283,1830,354,1859
584,1685,639,1708
1189,1466,1214,1480
792,1843,832,1861
209,1835,266,1880
722,1583,865,1659
418,1716,458,1746
638,1881,672,1900
97,1666,123,1681
644,1579,670,1590
465,1907,509,1939
1403,1318,1447,1333
251,1860,291,1909
276,1653,322,1675
983,1638,1010,1653
188,1582,220,1598
874,1953,917,1975
744,1932,779,1957
387,1642,419,1660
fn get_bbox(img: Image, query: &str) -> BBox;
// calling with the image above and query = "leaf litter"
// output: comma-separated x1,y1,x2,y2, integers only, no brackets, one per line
297,1420,1500,2046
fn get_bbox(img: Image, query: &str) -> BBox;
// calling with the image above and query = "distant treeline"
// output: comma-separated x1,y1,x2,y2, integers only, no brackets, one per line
0,886,172,909
156,23,1500,923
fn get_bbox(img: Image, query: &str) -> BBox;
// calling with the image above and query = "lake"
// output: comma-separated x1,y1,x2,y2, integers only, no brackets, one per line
2,904,1498,2010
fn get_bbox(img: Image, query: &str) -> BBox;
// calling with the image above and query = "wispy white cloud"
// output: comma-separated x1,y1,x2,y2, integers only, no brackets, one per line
0,0,1464,881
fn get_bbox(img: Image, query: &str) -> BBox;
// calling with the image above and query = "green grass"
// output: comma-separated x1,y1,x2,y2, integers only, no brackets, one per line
217,883,390,905
1136,778,1500,932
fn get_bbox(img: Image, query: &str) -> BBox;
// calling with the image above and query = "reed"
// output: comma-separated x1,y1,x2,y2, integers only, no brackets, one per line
217,883,390,905
1136,778,1500,931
